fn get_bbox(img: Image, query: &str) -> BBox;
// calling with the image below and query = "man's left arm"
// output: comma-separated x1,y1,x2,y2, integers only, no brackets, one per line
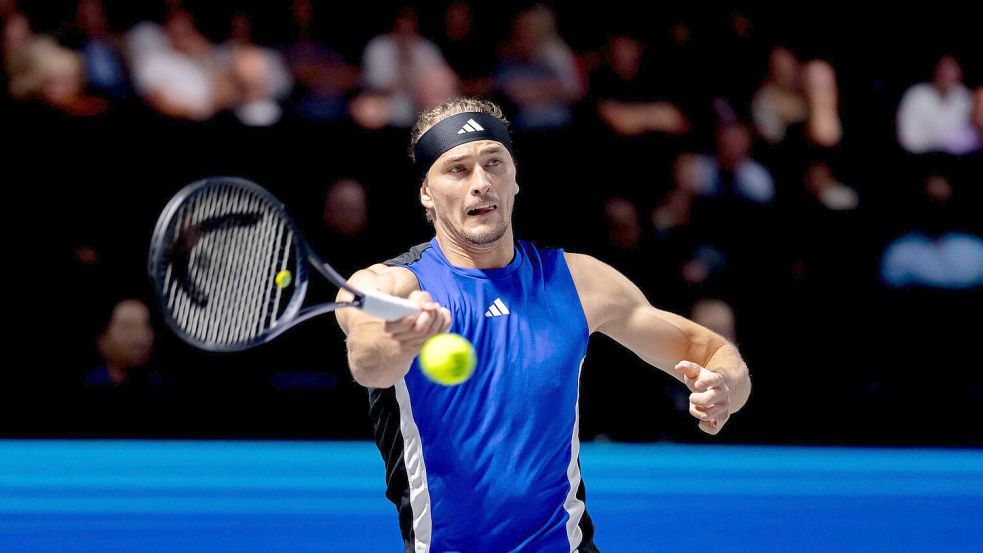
565,253,751,435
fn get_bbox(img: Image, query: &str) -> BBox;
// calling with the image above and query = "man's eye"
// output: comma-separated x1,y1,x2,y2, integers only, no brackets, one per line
449,165,464,173
487,159,501,166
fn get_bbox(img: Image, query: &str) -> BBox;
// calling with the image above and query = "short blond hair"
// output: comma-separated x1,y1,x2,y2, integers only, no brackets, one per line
409,97,509,163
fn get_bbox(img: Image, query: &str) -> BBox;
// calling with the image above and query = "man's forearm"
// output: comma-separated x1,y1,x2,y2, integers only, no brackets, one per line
705,343,751,413
347,329,417,389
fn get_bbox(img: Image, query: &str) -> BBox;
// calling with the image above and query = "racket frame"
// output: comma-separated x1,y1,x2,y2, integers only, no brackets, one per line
149,176,370,352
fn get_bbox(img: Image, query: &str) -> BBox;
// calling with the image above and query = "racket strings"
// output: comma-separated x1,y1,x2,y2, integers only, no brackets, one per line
212,187,267,344
205,187,251,344
244,190,275,340
161,184,295,345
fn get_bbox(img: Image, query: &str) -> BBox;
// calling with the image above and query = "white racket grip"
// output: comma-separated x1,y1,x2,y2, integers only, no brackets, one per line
359,290,421,321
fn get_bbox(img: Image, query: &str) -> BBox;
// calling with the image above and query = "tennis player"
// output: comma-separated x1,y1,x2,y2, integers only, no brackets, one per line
336,97,752,552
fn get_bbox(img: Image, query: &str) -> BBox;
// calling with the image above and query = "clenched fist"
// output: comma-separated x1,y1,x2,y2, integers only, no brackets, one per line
675,360,732,435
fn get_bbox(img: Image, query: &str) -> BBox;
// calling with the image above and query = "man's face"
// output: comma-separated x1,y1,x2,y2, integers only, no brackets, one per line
421,140,519,246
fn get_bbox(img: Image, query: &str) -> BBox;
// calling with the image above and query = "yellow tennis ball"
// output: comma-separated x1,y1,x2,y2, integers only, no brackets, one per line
419,333,476,386
275,270,292,288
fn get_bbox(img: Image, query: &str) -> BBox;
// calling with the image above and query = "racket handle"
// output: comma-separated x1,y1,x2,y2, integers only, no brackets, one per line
359,290,422,321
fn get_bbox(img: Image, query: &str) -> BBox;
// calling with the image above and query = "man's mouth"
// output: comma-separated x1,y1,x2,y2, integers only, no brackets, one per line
467,204,497,216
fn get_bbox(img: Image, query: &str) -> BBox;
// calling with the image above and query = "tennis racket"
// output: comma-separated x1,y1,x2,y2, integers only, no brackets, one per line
148,176,419,352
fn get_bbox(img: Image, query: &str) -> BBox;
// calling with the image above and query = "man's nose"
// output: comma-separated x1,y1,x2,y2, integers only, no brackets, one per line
469,166,492,195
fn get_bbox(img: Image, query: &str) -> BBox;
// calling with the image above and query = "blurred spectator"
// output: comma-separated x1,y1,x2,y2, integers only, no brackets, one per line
787,161,862,286
4,11,35,84
125,9,234,120
215,9,292,126
2,9,30,57
881,174,983,289
651,153,729,291
494,4,583,131
596,196,665,298
603,196,642,250
85,298,161,388
751,46,807,145
361,7,455,127
652,152,704,233
680,245,729,287
437,1,494,97
690,298,737,342
897,55,973,155
694,123,775,204
803,161,857,211
7,34,107,116
222,46,285,126
1,9,28,100
283,0,357,122
324,177,368,237
592,33,690,137
940,86,983,154
752,53,842,149
348,90,391,130
802,60,842,148
309,178,382,282
753,51,843,189
59,0,131,100
415,62,460,116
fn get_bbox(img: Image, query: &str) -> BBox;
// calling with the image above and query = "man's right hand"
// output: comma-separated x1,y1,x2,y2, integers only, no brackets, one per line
383,290,452,351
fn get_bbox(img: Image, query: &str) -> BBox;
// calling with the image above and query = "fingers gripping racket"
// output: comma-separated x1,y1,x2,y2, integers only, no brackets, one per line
148,176,419,352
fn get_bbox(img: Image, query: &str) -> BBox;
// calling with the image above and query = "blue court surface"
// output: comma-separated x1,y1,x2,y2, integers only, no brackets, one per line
0,440,980,552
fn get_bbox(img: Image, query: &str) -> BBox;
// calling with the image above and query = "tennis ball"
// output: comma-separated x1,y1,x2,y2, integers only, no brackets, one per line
419,333,476,386
275,270,292,288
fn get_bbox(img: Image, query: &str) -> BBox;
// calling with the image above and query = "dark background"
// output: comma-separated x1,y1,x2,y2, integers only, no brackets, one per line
3,1,981,446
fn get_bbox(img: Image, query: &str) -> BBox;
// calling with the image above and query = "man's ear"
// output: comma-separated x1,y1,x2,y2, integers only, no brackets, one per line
420,179,434,210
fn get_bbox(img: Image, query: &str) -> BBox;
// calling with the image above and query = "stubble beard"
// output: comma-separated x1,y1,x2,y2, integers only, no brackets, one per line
462,217,510,245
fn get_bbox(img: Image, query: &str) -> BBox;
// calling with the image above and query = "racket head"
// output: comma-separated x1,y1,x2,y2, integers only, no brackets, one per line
148,176,310,352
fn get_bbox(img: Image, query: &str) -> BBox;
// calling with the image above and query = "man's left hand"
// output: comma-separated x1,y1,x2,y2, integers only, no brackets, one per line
674,360,732,435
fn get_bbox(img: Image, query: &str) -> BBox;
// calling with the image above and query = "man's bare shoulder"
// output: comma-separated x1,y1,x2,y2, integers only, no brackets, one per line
563,251,646,333
563,251,596,269
563,252,617,285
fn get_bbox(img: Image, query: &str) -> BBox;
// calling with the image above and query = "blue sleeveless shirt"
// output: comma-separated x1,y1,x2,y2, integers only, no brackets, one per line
371,238,597,553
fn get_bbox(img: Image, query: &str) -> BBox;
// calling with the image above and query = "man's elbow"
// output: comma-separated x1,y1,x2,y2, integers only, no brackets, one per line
347,346,402,389
350,363,399,389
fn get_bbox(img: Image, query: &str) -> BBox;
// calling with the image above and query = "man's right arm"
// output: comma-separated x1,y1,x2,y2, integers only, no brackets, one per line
335,264,451,388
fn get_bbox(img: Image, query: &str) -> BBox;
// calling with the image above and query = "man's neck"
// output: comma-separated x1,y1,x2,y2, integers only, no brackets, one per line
434,226,515,269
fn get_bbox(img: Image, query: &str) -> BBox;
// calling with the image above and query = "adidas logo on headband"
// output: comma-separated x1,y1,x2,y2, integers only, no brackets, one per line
457,119,485,134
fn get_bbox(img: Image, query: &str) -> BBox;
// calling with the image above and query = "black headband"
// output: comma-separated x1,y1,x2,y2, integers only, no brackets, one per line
414,112,513,179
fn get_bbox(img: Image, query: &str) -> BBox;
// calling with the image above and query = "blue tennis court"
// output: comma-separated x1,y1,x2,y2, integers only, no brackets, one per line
1,441,980,552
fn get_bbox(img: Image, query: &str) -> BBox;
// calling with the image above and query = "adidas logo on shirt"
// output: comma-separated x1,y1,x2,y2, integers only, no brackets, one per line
457,119,485,134
484,298,510,317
